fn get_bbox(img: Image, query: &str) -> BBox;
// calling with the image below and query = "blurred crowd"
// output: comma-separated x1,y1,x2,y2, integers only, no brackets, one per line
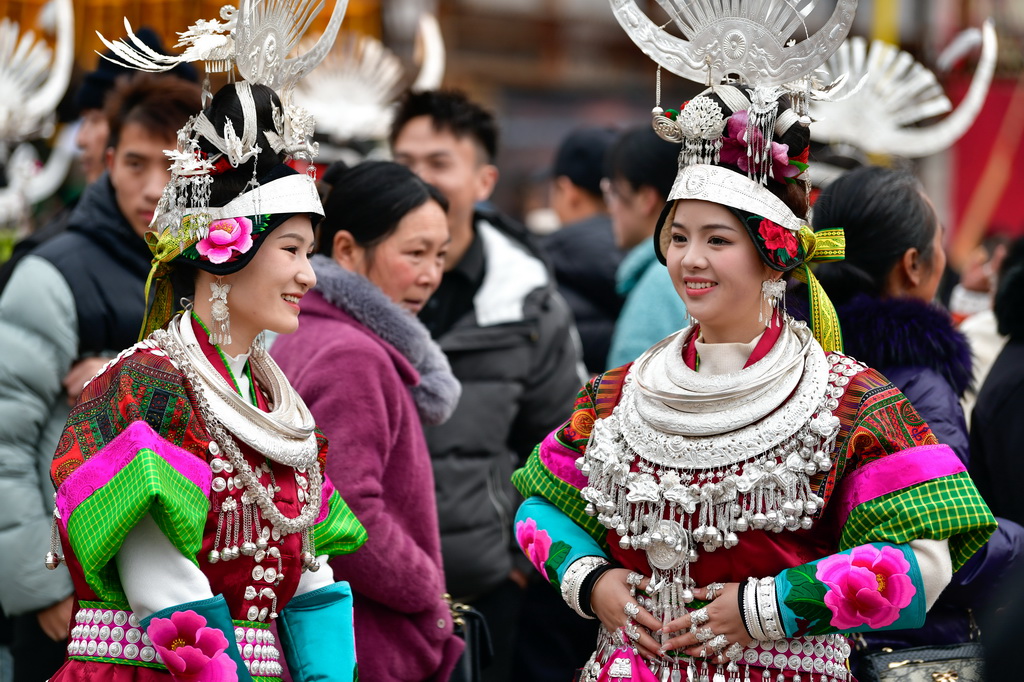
0,12,1022,682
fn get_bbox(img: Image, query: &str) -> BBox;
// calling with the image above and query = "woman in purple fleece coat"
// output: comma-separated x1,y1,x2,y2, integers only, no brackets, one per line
273,161,463,681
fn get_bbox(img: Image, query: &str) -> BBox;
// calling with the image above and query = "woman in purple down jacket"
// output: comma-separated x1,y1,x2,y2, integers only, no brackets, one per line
802,166,1024,666
272,161,464,681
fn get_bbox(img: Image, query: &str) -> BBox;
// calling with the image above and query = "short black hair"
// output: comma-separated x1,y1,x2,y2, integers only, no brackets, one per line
389,89,499,163
105,73,201,150
604,126,679,200
318,160,448,258
995,237,1024,339
811,166,939,304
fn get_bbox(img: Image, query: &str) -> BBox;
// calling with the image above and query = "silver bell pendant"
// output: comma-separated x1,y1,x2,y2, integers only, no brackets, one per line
44,551,64,570
301,552,320,572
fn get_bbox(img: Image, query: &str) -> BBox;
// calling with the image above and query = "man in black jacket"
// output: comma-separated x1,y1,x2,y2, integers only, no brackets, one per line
0,74,201,682
391,90,584,682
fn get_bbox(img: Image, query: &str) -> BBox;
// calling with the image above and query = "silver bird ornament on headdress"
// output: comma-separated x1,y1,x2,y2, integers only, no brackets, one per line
611,0,857,87
810,20,997,158
0,0,74,226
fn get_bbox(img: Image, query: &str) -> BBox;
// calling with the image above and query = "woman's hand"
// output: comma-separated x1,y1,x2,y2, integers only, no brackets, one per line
660,583,753,660
589,568,662,660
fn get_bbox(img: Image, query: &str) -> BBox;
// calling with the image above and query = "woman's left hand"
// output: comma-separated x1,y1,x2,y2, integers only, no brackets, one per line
659,583,753,659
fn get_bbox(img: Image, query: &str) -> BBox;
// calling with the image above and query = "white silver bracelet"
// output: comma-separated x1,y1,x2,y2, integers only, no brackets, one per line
742,577,767,641
755,577,786,641
560,556,611,619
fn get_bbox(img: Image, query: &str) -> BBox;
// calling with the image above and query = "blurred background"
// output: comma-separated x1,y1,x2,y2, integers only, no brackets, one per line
0,0,1022,269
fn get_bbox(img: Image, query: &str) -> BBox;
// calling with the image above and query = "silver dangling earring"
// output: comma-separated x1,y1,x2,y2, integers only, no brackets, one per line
760,279,786,328
209,277,232,345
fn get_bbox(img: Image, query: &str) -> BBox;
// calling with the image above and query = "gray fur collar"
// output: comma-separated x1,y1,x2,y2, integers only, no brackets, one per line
310,255,461,426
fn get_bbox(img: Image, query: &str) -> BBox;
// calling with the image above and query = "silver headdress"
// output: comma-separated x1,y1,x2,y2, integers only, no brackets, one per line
97,0,349,238
0,0,74,226
613,0,856,196
810,20,997,158
293,13,446,157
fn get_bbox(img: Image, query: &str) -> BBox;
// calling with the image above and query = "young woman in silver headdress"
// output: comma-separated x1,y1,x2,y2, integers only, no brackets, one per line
46,79,366,682
510,75,996,681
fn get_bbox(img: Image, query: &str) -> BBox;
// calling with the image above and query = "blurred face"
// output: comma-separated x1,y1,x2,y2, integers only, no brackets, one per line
220,216,317,342
603,175,656,250
337,200,450,314
76,109,109,184
393,116,496,264
107,122,174,239
665,200,775,344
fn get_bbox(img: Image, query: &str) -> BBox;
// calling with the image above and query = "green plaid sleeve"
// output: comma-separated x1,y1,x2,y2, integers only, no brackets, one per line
840,472,996,570
314,489,368,556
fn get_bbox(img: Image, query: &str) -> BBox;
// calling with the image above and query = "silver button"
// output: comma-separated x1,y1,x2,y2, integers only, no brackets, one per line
436,619,445,628
126,628,141,644
86,640,97,656
211,458,225,473
258,607,269,621
235,627,245,643
141,633,151,646
109,642,122,658
244,586,257,600
101,610,114,625
209,441,221,456
89,624,99,639
253,644,263,659
111,626,124,642
264,567,277,583
124,643,139,660
141,646,156,662
128,613,140,628
243,643,254,658
99,626,110,640
246,628,256,644
247,606,259,620
252,566,265,581
96,642,108,657
93,610,103,624
114,611,128,627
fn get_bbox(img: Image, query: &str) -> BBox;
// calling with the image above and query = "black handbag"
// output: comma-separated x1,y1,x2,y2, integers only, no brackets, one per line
857,641,984,682
448,600,494,682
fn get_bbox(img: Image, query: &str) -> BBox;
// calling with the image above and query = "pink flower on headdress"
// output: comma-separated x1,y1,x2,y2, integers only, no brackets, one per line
146,610,238,681
196,217,254,264
719,110,799,181
758,219,799,258
816,545,915,630
515,518,553,577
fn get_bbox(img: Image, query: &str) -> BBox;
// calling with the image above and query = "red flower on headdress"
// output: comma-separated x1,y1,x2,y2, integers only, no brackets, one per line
720,110,800,181
758,219,799,257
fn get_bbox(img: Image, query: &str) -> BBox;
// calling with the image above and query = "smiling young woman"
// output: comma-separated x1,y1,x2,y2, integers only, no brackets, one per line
508,80,995,682
47,81,368,682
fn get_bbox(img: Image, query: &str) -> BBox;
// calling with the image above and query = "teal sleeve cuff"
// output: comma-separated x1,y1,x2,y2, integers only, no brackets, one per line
775,542,927,637
515,496,609,587
278,581,357,682
141,594,253,682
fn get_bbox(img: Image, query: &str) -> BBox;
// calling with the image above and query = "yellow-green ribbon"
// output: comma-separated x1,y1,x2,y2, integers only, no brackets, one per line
139,224,204,341
791,226,846,353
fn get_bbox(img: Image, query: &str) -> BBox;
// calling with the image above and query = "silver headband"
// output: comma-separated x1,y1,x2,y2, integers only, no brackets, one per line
184,173,323,223
660,164,803,257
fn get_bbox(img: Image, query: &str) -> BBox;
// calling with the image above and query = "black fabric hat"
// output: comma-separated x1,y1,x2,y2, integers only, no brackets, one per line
553,127,618,198
77,28,199,111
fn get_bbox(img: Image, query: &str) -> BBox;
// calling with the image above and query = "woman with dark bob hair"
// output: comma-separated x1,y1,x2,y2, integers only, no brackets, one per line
806,165,1024,671
272,160,465,681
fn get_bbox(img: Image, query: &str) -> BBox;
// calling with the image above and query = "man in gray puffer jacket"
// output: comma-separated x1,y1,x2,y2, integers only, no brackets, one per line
0,74,200,681
391,90,585,682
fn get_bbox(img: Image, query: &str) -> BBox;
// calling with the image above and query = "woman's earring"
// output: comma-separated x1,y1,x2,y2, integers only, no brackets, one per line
760,279,786,327
209,277,232,345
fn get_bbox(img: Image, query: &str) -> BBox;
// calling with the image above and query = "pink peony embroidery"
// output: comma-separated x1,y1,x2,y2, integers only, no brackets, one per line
196,217,254,264
816,545,916,630
758,219,799,258
515,518,553,577
146,610,238,682
719,110,800,181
